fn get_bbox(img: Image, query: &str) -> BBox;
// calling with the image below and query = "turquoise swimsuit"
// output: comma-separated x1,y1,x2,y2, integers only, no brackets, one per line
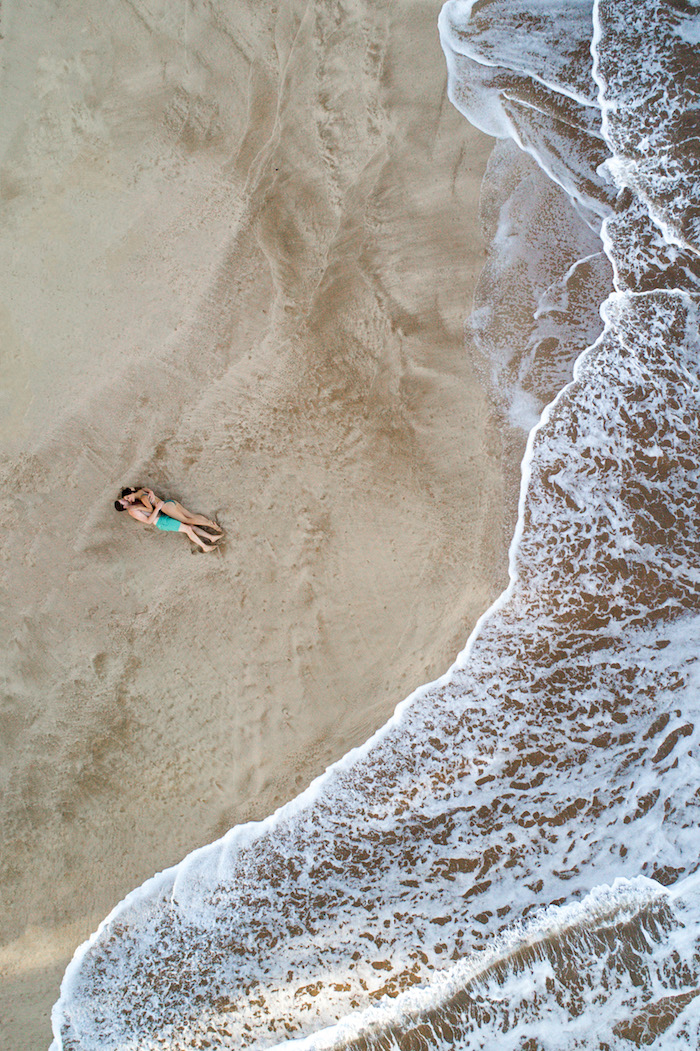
156,512,180,532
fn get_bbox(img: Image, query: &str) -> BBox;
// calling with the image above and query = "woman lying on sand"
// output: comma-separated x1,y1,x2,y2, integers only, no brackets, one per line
115,487,223,552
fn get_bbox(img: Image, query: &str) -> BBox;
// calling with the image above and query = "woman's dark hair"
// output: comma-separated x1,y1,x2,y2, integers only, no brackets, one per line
115,485,140,512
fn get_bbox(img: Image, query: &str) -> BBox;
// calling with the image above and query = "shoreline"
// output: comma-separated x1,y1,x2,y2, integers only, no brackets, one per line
0,2,509,1047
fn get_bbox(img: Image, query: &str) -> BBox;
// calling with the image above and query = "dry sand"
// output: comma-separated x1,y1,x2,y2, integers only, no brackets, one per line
0,1,508,1047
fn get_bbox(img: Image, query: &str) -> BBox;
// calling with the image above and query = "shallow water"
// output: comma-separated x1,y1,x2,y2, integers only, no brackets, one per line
51,1,700,1047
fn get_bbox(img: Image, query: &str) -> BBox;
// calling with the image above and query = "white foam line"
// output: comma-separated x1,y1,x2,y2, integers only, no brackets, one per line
439,2,610,219
438,0,597,109
591,0,700,257
589,0,609,145
453,313,621,682
264,876,669,1051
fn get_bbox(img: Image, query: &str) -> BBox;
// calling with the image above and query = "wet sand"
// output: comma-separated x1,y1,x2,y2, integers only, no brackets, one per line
0,1,506,1047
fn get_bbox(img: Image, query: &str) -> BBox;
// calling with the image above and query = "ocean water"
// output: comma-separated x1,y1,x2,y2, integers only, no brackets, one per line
51,1,700,1048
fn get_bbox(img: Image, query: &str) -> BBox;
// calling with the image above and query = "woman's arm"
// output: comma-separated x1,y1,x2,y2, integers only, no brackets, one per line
140,488,160,512
144,500,164,525
127,501,164,525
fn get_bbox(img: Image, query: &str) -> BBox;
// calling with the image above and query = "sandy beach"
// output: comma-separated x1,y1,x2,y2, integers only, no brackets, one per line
0,1,507,1047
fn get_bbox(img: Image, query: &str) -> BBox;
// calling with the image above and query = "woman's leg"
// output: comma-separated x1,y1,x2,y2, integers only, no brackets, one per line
161,500,222,532
180,523,218,551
